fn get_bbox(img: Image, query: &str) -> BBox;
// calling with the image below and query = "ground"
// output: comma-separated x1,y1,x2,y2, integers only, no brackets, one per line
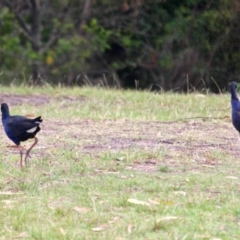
1,92,236,173
0,88,239,239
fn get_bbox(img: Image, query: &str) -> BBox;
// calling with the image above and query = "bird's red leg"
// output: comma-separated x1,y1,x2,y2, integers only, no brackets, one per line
24,137,38,167
20,149,23,169
10,145,25,169
18,146,26,169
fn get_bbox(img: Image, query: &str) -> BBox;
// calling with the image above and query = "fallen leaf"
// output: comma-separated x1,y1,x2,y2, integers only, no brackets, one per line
128,224,134,233
157,216,180,222
60,228,66,236
0,191,24,195
174,191,186,196
1,200,16,204
127,198,150,206
202,165,215,168
92,225,107,232
94,169,119,174
225,176,238,179
92,227,103,232
147,199,160,205
55,135,60,139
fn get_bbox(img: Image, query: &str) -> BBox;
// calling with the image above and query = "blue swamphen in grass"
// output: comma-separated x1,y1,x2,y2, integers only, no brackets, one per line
1,103,42,168
230,82,240,133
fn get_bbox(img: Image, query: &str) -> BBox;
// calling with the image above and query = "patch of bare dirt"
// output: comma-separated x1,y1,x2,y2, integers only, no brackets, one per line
0,94,86,106
0,94,50,106
0,94,237,174
41,118,238,174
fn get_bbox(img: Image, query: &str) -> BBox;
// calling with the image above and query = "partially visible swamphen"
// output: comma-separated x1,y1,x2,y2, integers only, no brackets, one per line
1,103,42,168
230,82,240,133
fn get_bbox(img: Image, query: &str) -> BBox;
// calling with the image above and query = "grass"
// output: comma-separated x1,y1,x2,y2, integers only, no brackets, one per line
0,85,239,239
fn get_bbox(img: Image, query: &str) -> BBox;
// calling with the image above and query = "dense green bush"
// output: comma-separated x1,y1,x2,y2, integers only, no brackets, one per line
0,0,239,91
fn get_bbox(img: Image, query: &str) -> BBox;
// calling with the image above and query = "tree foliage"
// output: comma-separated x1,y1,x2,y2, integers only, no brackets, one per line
0,0,240,91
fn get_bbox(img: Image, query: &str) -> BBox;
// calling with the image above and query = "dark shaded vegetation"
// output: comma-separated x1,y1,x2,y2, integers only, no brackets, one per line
0,0,240,92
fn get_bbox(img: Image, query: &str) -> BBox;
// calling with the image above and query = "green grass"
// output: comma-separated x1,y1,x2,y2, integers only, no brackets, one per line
0,85,239,239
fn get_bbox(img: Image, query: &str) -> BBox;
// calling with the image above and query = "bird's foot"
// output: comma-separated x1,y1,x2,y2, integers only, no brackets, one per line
24,151,32,167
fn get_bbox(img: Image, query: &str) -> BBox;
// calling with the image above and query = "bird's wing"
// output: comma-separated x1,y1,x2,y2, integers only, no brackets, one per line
5,116,41,137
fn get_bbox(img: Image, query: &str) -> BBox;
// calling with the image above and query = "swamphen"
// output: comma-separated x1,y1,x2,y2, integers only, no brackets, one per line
230,82,240,133
1,103,42,168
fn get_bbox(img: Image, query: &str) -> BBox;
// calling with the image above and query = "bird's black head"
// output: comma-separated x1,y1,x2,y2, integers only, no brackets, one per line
1,103,10,116
230,82,238,91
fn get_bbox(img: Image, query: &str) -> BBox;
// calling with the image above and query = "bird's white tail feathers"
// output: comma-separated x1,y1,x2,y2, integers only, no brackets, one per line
27,127,38,133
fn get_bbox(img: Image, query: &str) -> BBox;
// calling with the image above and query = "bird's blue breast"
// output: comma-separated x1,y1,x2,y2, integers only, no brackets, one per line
231,99,240,112
2,117,20,145
231,99,240,133
5,130,20,145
